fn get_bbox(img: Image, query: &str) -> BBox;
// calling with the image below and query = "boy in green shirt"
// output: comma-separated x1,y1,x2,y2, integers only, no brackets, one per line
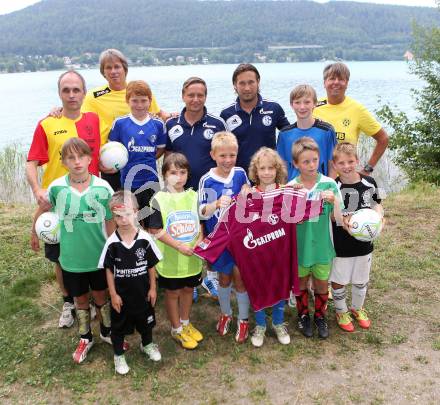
39,138,115,363
288,137,342,339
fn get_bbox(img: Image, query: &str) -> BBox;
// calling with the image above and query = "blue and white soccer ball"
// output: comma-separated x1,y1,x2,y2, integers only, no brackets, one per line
35,212,60,244
349,208,382,242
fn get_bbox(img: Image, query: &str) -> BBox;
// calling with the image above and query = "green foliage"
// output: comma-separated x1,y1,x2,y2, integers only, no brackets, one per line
377,21,440,184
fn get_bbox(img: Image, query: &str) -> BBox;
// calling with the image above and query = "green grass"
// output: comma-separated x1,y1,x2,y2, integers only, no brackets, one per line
0,184,440,403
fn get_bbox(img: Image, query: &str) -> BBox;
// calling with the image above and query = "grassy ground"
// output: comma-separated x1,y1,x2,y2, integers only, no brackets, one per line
0,184,439,404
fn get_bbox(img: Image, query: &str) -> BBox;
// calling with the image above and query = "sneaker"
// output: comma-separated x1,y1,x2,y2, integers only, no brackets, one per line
140,342,161,362
314,316,329,339
272,323,291,345
336,311,355,332
114,354,130,375
298,314,313,338
58,302,75,328
201,276,219,299
350,308,371,329
171,329,198,350
100,333,130,351
72,338,94,364
250,325,266,347
183,323,203,342
193,287,198,303
216,314,232,336
235,319,249,343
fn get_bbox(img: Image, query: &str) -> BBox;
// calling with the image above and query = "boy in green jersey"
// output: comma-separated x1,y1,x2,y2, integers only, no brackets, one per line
36,138,115,363
288,137,343,339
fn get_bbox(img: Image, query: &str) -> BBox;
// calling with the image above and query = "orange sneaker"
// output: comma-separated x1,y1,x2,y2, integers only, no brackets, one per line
350,308,371,329
336,311,355,332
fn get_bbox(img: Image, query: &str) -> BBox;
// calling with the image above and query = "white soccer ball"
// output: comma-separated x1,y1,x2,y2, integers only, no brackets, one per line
35,212,60,244
349,208,382,242
100,141,128,171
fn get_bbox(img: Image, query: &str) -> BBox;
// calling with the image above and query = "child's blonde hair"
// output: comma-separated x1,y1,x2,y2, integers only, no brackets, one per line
292,137,320,163
289,84,317,104
211,131,238,152
248,147,287,185
61,138,91,160
333,142,358,161
109,190,139,211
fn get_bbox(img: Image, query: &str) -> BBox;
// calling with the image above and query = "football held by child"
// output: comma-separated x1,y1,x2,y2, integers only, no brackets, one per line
330,143,384,332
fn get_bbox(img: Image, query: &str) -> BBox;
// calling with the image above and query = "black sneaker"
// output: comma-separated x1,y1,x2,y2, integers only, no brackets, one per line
298,314,313,338
314,316,329,339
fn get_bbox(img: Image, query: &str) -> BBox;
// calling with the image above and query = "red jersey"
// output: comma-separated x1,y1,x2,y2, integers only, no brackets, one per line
194,187,323,311
27,112,101,188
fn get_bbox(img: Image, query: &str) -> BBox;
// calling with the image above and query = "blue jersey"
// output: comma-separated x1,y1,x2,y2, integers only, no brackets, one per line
220,94,289,172
109,114,166,189
165,107,227,191
277,119,337,181
198,167,250,234
198,167,249,273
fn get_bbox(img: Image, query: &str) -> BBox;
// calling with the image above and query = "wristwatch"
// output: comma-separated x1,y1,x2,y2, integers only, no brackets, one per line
363,163,374,173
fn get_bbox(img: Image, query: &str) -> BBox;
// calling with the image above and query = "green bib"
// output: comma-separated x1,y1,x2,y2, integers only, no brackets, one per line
153,190,202,278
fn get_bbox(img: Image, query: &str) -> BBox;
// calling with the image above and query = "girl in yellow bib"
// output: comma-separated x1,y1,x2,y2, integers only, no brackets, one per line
148,153,204,349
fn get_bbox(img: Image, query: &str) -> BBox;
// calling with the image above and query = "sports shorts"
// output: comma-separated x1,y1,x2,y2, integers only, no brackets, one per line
298,263,331,280
158,272,202,290
111,306,156,336
61,268,107,297
329,254,372,285
44,243,60,264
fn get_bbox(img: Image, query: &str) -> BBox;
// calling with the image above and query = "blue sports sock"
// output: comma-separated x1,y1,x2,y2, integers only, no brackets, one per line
272,300,285,325
254,309,266,327
218,285,232,316
236,291,250,320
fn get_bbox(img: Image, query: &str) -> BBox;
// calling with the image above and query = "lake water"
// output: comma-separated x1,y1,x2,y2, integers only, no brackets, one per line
0,61,423,202
0,61,423,148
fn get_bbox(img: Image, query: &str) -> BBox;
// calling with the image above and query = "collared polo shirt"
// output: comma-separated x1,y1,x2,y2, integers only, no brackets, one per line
165,107,227,190
220,94,289,172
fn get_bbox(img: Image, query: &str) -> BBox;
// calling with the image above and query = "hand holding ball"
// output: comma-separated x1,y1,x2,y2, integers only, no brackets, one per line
35,212,60,244
100,142,128,171
348,208,383,242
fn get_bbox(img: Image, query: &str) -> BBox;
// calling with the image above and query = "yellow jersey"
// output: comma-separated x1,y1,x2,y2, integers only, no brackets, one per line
313,96,381,145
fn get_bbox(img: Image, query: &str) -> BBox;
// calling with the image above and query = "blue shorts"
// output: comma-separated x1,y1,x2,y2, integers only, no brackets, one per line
211,250,235,275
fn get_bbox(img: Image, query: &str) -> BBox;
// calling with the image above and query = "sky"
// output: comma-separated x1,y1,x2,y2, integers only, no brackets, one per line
0,0,437,15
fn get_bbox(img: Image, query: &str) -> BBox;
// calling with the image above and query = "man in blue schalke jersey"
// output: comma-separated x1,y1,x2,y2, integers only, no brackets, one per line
165,77,227,300
165,77,227,191
220,63,290,173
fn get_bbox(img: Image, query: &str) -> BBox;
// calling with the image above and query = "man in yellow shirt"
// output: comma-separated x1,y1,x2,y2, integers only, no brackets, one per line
314,62,389,176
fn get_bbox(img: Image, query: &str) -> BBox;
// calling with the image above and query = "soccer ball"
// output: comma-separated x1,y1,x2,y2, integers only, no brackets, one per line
100,142,128,171
349,208,382,242
35,212,60,244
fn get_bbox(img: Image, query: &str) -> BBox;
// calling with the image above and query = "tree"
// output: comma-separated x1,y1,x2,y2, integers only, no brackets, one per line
377,13,440,184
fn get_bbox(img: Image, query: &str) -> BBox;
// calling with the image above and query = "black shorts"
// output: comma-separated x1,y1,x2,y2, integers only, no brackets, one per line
111,306,156,336
132,186,156,229
61,269,107,297
158,272,202,291
101,172,121,191
44,243,60,264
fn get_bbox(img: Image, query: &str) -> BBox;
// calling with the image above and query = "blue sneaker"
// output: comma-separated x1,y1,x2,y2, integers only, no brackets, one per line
201,276,219,299
193,287,198,302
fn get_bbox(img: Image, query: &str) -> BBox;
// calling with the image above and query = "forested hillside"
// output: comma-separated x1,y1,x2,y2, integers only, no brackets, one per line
1,0,439,69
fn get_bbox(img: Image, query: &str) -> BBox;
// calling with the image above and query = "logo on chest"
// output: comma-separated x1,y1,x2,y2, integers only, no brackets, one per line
226,115,242,131
168,125,184,142
166,210,199,243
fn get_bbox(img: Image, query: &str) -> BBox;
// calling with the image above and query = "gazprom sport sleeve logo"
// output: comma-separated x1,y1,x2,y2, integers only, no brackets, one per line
166,210,199,243
243,227,286,249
